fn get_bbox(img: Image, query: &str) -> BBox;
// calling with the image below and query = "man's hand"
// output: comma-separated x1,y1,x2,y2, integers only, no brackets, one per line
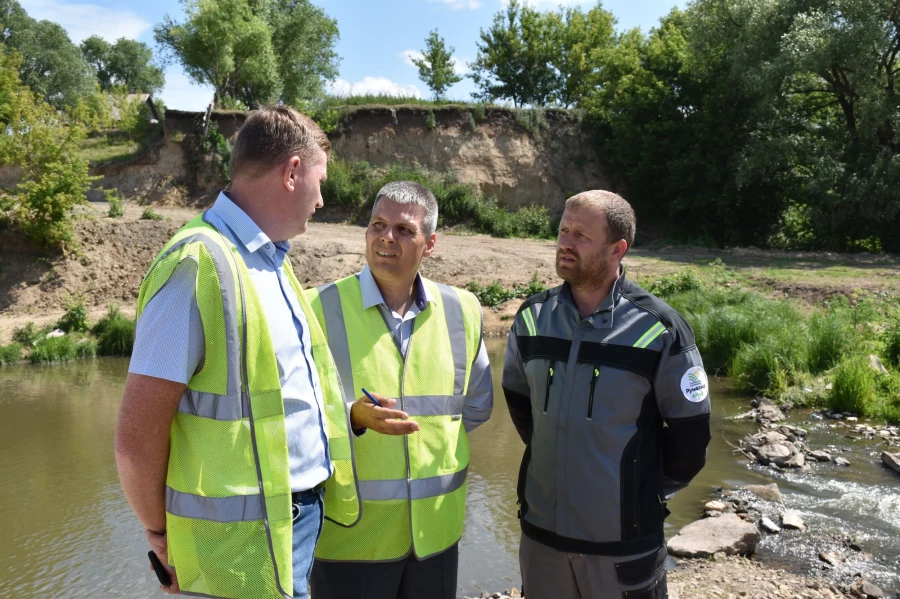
350,392,420,435
146,529,180,594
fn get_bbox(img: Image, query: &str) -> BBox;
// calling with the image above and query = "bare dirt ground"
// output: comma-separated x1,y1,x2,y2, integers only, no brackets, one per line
2,200,899,344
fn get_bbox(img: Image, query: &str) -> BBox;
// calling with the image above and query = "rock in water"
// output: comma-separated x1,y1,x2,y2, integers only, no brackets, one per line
834,457,851,467
881,451,900,476
704,500,727,512
858,580,887,598
808,450,832,462
781,510,806,531
760,517,781,534
666,514,761,558
746,483,783,503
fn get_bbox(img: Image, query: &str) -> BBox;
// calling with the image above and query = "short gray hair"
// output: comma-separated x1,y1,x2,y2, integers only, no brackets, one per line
565,190,636,247
372,181,439,236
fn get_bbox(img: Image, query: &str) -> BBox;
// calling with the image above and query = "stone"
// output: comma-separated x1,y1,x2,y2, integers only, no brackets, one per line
705,510,723,518
781,510,806,531
846,416,859,422
859,580,886,598
756,399,786,423
809,450,833,462
878,430,892,439
825,383,833,390
869,354,889,375
758,443,793,464
760,516,781,533
705,500,728,512
746,483,783,503
835,457,851,466
818,551,841,566
666,514,761,558
783,451,806,468
762,431,790,445
881,451,900,476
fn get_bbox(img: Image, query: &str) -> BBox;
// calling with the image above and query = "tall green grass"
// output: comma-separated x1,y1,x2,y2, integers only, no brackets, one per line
321,159,556,238
30,336,97,364
0,343,22,365
92,305,135,356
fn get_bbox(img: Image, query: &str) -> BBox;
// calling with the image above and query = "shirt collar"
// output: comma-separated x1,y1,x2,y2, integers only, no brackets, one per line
207,191,287,254
559,265,627,317
358,265,433,312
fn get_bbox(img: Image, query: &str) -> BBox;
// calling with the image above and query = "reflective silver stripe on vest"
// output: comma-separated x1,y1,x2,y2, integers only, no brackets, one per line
436,284,467,396
166,486,264,522
178,389,251,421
403,394,465,417
358,467,468,501
149,231,242,400
317,282,356,405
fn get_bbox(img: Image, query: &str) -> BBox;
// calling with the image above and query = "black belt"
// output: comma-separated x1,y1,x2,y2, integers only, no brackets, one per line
291,482,325,503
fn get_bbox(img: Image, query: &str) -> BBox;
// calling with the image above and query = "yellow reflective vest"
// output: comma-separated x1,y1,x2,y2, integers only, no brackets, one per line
306,273,483,562
136,214,360,599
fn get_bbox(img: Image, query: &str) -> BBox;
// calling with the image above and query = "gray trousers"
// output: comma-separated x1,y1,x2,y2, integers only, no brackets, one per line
519,533,668,599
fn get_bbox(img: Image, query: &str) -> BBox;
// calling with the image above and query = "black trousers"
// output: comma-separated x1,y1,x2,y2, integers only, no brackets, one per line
309,544,458,599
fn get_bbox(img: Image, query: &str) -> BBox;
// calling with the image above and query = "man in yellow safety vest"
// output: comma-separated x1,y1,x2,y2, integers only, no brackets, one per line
306,181,494,599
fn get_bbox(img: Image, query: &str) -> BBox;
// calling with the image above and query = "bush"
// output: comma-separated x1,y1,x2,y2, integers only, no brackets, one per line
883,316,900,367
106,189,124,218
29,335,95,363
12,322,41,345
0,342,22,365
808,311,853,373
513,108,547,137
93,304,135,356
465,112,477,132
829,355,879,415
141,207,163,221
58,300,90,333
472,103,486,122
732,327,808,395
465,273,546,308
425,110,437,130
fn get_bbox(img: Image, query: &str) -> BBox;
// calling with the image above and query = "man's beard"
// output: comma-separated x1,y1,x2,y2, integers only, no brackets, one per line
556,248,611,290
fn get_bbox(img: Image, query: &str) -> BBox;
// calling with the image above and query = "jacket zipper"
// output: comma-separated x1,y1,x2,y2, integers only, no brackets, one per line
542,360,555,413
587,368,600,420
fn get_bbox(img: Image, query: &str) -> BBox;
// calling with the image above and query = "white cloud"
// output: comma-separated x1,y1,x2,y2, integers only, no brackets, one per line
501,0,588,6
399,50,469,76
20,0,150,43
429,0,482,10
328,77,422,98
158,69,215,112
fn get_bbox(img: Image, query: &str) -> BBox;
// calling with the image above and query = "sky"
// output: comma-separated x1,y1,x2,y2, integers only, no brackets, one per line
18,0,686,111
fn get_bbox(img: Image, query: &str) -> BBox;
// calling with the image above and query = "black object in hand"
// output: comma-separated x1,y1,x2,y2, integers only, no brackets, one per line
148,550,172,586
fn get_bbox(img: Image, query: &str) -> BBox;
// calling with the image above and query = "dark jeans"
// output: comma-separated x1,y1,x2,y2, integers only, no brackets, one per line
310,544,459,599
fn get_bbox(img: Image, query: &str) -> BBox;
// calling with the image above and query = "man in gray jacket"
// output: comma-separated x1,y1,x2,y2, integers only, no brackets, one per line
502,190,711,598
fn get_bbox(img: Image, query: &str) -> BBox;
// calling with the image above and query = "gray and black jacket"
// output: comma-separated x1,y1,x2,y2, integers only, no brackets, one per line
501,270,711,556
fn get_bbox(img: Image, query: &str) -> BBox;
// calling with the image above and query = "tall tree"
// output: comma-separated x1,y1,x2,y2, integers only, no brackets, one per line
412,30,462,101
469,0,557,106
545,4,616,108
155,0,339,108
81,36,165,94
0,0,94,108
264,0,340,105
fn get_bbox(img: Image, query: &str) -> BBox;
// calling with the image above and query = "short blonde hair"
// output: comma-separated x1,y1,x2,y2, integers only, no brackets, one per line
229,105,330,180
565,190,636,247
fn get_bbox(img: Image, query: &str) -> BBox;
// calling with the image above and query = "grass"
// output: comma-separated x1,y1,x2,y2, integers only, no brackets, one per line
318,95,491,109
321,159,557,239
0,343,22,365
465,273,546,308
92,305,135,356
77,131,140,164
642,265,900,422
30,335,96,364
141,207,163,221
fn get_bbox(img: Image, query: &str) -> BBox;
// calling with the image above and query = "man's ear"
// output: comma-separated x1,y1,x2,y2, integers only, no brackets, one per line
611,239,628,262
282,156,302,191
422,232,437,258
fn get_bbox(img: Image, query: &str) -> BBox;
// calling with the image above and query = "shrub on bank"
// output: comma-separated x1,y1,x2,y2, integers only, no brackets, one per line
30,336,96,364
57,300,90,333
93,305,135,356
0,343,22,365
320,159,556,239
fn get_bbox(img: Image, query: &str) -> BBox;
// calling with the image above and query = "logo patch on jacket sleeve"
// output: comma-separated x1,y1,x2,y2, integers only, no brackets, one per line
680,367,709,402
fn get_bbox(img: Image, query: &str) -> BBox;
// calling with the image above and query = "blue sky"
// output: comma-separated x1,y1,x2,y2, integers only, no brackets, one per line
19,0,685,110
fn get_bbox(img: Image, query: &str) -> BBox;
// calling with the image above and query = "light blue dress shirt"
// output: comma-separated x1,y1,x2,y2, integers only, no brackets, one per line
357,266,493,432
129,192,332,492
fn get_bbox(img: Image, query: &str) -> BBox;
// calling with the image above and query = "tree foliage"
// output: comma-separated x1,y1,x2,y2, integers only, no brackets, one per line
80,36,165,94
154,0,339,108
0,0,94,108
412,29,462,102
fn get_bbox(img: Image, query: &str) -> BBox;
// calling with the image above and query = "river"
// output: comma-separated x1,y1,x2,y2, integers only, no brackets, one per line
1,338,898,598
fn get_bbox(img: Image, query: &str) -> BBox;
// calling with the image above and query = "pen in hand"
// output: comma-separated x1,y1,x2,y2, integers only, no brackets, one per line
361,388,383,407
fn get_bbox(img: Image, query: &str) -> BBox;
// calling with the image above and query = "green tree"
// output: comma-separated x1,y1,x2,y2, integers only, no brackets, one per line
264,0,340,105
81,36,165,94
412,29,462,102
469,0,557,106
0,46,95,250
155,0,339,108
0,0,94,108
